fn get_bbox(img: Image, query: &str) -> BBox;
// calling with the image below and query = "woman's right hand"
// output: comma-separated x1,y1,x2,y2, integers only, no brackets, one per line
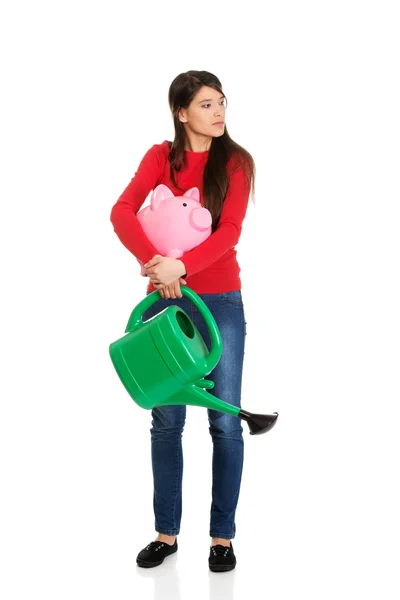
157,277,187,299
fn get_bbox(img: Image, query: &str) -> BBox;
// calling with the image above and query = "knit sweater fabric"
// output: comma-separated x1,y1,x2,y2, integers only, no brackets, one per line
110,140,251,294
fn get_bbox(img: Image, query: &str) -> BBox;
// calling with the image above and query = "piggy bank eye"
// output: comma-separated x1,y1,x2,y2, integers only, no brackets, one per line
183,203,187,207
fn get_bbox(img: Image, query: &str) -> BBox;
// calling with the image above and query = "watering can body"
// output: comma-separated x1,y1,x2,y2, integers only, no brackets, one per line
109,286,279,434
109,286,241,417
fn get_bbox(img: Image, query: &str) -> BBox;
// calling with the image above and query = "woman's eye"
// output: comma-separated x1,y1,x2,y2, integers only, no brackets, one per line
202,100,226,108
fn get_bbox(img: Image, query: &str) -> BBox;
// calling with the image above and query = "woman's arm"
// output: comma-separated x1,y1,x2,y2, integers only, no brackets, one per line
110,144,163,265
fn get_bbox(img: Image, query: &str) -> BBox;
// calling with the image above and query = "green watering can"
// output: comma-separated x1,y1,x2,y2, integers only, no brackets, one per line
109,286,278,435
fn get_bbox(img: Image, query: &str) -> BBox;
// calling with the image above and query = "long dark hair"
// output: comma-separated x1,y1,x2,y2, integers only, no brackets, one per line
167,70,256,232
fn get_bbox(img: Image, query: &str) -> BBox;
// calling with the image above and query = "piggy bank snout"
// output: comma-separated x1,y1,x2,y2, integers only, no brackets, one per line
190,207,212,231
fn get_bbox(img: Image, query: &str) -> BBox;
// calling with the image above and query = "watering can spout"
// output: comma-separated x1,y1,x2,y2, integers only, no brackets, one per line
238,409,279,435
171,384,279,436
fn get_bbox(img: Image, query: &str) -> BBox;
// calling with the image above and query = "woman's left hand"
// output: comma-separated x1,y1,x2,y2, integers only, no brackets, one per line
144,255,187,286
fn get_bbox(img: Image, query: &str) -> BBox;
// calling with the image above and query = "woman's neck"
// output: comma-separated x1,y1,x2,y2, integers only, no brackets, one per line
183,132,212,153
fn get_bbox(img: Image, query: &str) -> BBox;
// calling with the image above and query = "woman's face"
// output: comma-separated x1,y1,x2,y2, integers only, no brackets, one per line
178,86,226,138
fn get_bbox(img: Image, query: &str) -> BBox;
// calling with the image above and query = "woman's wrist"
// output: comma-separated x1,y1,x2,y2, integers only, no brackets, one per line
178,259,187,278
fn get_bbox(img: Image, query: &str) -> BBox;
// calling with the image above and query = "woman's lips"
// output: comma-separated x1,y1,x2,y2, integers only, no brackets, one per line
213,122,224,125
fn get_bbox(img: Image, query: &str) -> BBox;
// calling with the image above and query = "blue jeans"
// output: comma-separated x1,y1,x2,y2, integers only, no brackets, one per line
142,290,247,540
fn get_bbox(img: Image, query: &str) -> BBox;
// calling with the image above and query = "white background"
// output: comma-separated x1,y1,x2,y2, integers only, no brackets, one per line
1,1,399,598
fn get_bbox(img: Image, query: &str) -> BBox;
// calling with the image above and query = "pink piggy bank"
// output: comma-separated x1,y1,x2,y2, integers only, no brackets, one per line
136,184,212,276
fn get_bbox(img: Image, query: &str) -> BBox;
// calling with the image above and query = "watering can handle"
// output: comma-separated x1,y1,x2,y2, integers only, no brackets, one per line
124,286,222,373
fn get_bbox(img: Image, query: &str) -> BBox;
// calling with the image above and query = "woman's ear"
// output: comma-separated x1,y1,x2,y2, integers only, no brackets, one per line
178,107,187,123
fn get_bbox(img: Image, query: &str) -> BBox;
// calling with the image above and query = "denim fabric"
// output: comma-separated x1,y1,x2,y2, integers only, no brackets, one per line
141,290,247,540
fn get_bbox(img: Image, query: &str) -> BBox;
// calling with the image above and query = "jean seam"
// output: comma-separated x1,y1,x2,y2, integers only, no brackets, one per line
172,441,179,525
156,527,180,534
171,425,181,529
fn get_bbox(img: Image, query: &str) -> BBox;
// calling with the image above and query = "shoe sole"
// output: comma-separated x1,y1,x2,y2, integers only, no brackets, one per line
209,561,236,572
136,558,164,568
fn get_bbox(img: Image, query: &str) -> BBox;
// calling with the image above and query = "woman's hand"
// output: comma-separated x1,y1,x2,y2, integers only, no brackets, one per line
144,255,187,286
157,278,187,299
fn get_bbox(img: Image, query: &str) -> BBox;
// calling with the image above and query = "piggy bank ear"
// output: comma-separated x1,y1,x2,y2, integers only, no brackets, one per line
183,187,200,203
150,184,174,211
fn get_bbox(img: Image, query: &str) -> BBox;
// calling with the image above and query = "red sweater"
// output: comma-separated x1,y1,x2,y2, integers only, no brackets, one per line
110,140,251,294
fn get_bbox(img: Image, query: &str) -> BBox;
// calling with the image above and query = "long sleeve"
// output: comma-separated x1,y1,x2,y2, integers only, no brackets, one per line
110,144,164,264
180,162,251,277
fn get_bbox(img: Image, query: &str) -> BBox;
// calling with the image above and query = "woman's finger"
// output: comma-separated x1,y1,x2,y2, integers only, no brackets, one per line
171,281,180,298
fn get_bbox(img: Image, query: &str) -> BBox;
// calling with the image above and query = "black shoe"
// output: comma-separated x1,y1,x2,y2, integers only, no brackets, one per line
209,542,236,572
136,538,178,568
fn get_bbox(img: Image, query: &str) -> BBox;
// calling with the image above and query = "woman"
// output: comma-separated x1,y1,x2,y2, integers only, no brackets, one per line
110,70,277,572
